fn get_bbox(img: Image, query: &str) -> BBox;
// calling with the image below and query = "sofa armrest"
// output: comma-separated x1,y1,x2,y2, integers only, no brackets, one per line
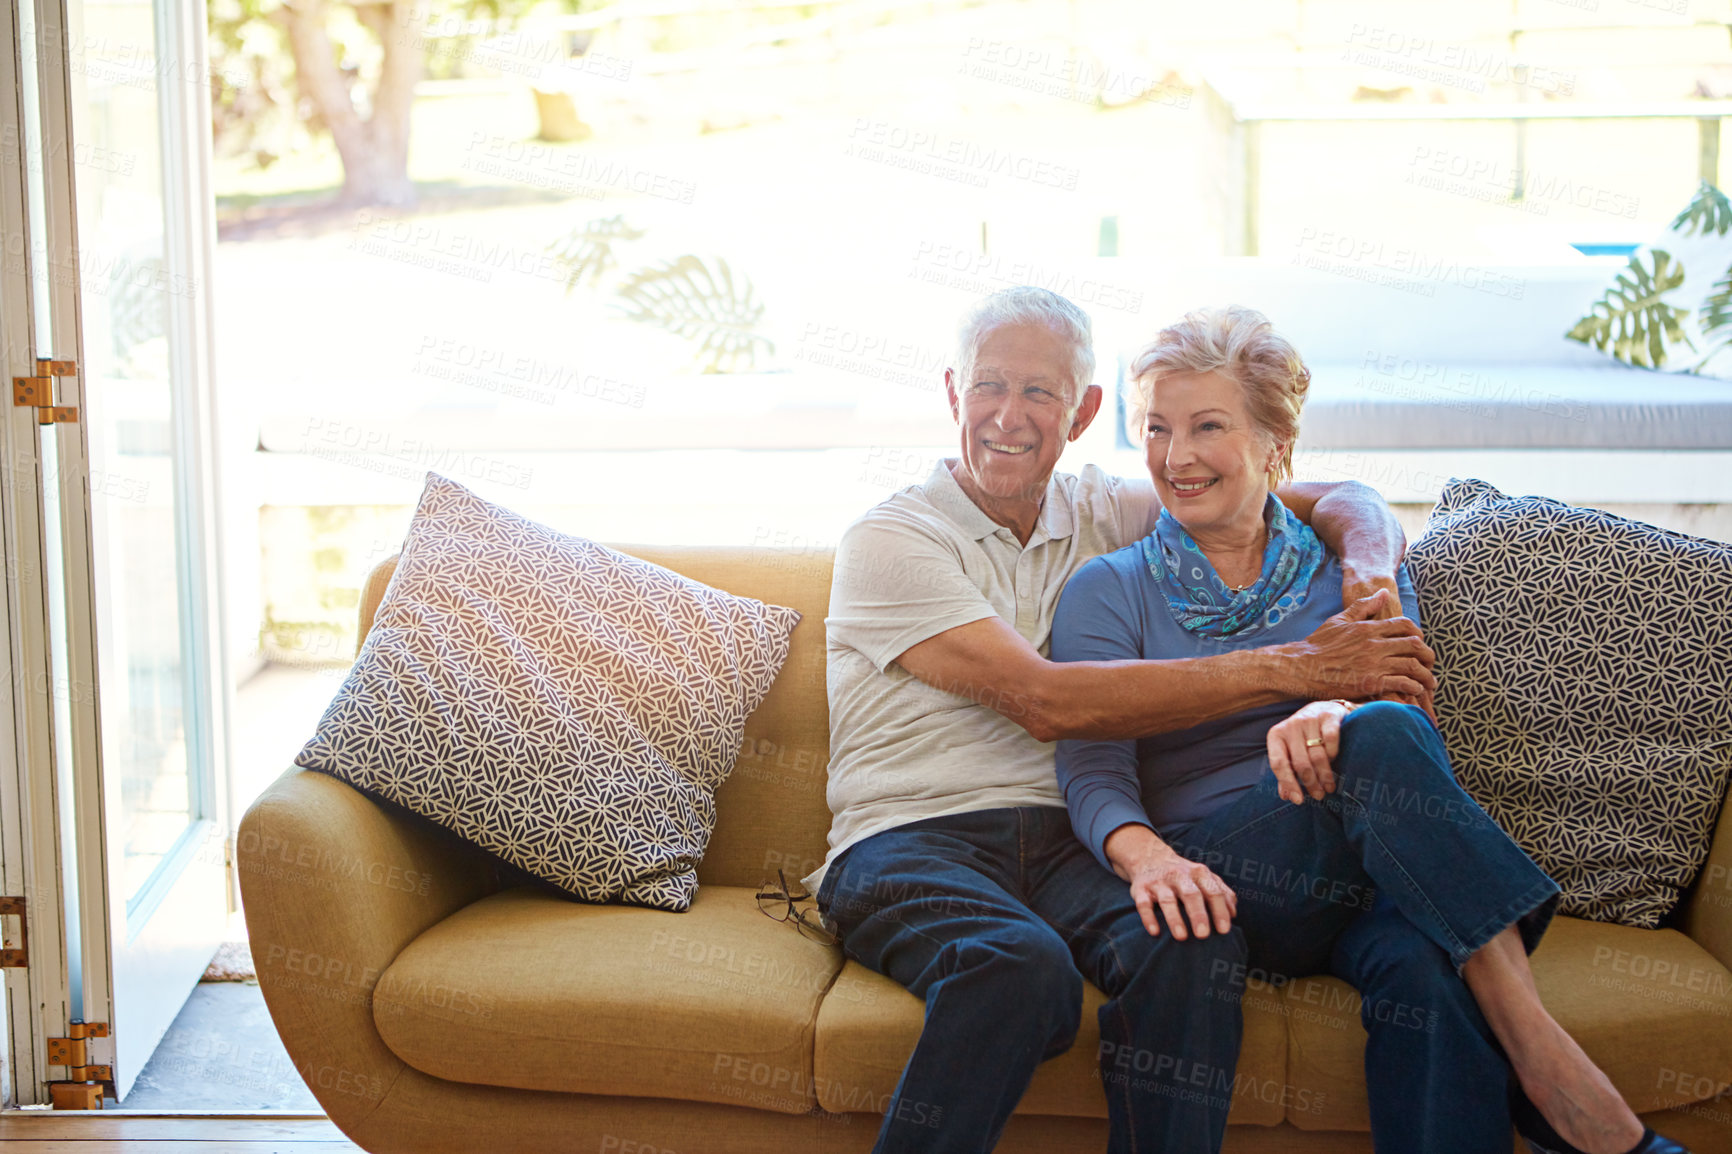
1678,779,1732,971
239,767,497,1131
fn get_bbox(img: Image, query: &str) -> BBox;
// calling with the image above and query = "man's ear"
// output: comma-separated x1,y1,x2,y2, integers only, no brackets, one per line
945,369,961,423
1066,384,1105,442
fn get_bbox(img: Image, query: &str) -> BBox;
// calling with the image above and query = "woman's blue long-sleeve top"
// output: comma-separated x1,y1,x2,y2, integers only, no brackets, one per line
1050,541,1420,875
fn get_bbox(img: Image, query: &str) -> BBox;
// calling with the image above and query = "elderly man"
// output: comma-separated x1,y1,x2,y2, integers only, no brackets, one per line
806,287,1434,1154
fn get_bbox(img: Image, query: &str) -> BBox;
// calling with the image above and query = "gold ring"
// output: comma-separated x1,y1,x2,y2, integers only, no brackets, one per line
1304,737,1324,747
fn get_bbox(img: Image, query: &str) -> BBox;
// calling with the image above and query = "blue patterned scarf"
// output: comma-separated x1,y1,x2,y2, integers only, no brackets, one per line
1141,494,1325,638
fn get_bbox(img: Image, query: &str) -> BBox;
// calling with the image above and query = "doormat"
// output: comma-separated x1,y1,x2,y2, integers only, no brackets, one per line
201,940,256,983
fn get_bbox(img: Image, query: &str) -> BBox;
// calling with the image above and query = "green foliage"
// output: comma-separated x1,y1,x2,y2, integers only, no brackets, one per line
1566,248,1693,369
1701,262,1732,337
1692,258,1732,373
207,0,302,168
546,215,773,372
615,256,773,373
547,214,646,292
1670,181,1732,238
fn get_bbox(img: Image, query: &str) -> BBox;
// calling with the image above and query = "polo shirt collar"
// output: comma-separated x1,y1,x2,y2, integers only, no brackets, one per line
1037,478,1075,543
924,458,1076,546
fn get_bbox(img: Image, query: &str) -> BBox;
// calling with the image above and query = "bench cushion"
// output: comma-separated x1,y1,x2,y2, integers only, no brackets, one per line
1297,361,1732,450
373,885,841,1113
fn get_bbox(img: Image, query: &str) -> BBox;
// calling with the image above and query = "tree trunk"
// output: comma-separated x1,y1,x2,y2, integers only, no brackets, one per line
280,0,422,207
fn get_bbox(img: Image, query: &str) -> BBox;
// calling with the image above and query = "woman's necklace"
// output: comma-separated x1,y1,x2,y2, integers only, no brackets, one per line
1221,528,1270,593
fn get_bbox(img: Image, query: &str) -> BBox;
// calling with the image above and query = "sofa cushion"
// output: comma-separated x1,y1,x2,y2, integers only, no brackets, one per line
610,545,838,891
811,961,1291,1126
353,545,840,892
295,472,801,911
1281,916,1732,1131
372,885,842,1113
1408,477,1732,927
1565,180,1732,376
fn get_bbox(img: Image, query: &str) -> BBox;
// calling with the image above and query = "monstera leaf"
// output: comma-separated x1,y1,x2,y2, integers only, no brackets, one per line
1690,258,1732,374
1670,180,1732,239
615,256,773,373
547,214,645,292
1701,263,1732,335
1566,248,1693,369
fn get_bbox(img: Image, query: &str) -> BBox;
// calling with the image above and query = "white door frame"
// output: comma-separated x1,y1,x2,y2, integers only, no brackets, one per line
0,0,77,1108
0,0,231,1105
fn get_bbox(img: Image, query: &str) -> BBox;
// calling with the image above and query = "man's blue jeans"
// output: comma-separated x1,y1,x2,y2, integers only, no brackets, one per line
1169,701,1562,1154
818,805,1247,1154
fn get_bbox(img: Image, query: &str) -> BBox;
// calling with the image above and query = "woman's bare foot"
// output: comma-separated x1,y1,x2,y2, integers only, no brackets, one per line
1511,1018,1647,1154
1460,926,1645,1154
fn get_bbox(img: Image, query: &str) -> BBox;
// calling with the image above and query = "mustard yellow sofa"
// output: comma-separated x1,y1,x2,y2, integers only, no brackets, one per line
239,546,1732,1154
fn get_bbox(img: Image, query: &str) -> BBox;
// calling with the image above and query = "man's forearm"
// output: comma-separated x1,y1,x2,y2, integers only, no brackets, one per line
1031,646,1306,742
1282,480,1405,581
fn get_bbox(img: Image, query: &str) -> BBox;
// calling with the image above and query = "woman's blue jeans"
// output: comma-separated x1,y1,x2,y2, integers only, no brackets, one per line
818,805,1247,1154
1168,700,1562,1154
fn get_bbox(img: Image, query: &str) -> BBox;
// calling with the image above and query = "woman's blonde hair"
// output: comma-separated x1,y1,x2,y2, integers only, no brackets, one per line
1126,305,1310,487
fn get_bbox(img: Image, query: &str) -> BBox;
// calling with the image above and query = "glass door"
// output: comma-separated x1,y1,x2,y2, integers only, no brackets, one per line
0,0,73,1104
3,0,228,1105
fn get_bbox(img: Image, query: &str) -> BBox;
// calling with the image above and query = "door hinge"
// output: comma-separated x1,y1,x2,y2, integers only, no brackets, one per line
0,895,25,967
48,1019,113,1107
48,1082,105,1109
14,358,77,425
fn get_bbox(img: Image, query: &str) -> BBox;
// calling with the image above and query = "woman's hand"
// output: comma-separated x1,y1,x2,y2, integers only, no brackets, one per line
1267,698,1356,805
1105,824,1237,940
1128,851,1238,940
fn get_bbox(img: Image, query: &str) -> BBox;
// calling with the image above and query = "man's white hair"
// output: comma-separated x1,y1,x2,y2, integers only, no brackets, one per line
952,286,1096,412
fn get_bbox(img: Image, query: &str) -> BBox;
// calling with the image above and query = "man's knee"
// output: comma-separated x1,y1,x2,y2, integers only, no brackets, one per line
1118,923,1248,996
977,934,1081,1001
952,934,1083,1047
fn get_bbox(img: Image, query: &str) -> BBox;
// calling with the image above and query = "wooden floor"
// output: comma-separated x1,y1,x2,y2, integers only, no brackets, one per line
0,1113,363,1152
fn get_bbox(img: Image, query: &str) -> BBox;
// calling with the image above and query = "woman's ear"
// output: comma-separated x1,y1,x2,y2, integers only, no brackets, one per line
1263,441,1288,488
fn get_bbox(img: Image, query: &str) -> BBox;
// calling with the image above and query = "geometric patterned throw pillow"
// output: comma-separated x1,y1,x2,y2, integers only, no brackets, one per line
1566,180,1732,377
293,473,801,912
1408,477,1732,927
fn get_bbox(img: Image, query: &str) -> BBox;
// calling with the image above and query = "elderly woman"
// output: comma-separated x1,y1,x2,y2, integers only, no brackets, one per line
1050,307,1683,1154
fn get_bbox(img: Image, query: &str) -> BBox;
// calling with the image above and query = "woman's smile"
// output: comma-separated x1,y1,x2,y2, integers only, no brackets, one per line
1169,477,1220,497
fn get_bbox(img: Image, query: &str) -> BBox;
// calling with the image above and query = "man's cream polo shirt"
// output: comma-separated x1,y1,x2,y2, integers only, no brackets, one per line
807,458,1159,891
